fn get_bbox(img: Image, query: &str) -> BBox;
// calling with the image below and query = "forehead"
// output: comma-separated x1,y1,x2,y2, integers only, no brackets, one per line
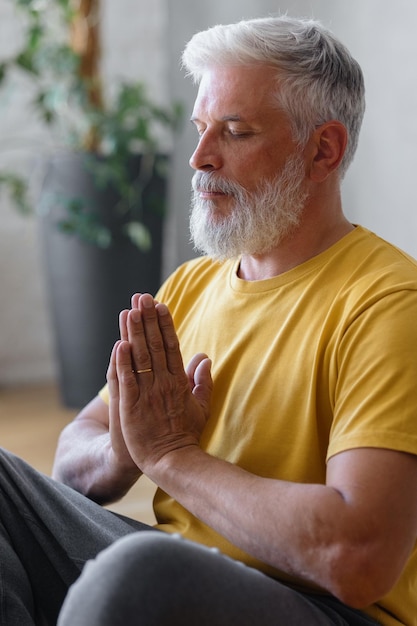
192,64,284,122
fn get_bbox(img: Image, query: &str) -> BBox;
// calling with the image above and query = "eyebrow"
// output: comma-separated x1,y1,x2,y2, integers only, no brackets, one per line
190,114,247,124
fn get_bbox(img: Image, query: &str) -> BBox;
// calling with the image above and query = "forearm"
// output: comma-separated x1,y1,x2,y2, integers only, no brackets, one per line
53,418,141,505
145,446,394,607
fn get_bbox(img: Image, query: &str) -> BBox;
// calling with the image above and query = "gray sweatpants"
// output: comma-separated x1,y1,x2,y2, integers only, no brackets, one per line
0,448,379,625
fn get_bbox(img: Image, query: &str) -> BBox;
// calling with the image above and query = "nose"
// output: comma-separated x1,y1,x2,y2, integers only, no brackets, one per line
189,132,222,171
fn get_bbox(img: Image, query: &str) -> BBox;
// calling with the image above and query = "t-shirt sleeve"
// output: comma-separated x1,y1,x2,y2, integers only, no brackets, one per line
328,288,417,459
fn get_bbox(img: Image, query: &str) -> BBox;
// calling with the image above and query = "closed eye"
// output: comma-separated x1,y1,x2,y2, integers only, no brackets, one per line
228,129,252,138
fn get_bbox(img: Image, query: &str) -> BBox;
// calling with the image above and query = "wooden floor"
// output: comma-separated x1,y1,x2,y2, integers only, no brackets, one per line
0,383,156,525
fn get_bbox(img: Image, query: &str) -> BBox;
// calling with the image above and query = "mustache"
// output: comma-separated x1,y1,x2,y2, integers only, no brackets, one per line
192,171,245,197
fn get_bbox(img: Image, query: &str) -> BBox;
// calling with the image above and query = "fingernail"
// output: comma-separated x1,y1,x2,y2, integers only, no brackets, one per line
157,303,169,315
141,294,154,308
131,310,141,323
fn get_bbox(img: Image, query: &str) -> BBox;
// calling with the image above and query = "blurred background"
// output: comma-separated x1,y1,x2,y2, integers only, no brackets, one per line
0,0,415,444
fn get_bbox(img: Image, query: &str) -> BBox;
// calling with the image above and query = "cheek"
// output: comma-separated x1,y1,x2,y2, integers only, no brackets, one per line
225,136,295,188
232,152,276,188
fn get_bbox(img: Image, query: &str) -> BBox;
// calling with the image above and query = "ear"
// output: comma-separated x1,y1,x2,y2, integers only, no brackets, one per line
308,121,348,183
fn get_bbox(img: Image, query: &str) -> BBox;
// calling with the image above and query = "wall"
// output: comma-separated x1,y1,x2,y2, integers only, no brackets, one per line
1,0,416,386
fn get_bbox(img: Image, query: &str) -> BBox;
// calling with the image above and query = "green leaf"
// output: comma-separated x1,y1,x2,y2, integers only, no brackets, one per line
124,221,152,252
57,198,112,248
0,173,31,214
0,2,184,248
16,50,39,75
0,63,7,84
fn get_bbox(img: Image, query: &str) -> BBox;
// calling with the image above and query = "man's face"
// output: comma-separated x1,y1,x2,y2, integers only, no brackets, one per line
188,65,309,259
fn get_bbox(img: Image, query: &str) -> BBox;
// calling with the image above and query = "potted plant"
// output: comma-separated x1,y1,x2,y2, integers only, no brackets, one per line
0,0,182,407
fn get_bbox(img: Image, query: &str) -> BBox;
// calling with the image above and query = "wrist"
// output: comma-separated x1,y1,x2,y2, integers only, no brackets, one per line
144,443,204,487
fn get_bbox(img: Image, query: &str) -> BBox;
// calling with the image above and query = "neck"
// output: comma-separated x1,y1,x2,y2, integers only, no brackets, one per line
238,213,354,282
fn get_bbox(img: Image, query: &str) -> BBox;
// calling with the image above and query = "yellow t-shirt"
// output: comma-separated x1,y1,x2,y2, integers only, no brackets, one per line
101,226,417,626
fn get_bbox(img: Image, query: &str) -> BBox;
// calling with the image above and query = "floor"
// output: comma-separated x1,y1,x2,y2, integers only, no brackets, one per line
0,383,156,525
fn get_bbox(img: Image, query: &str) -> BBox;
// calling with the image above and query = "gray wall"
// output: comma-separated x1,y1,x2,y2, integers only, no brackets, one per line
1,0,416,386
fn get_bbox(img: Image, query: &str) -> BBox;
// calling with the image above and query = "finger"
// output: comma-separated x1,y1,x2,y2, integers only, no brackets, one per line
156,302,185,375
119,310,129,342
137,294,168,372
132,293,159,309
107,341,123,439
127,309,154,374
107,340,121,401
116,341,139,404
191,356,213,415
107,342,123,451
185,352,211,384
129,294,155,374
131,293,142,309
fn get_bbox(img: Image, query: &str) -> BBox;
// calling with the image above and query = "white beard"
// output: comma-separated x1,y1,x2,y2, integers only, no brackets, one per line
189,152,309,261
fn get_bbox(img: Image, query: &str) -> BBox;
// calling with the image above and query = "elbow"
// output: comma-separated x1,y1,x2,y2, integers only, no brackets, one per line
331,581,385,611
324,544,401,609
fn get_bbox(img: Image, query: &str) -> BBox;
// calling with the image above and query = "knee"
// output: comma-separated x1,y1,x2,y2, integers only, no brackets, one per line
59,531,213,625
95,531,204,586
74,530,183,593
111,531,192,584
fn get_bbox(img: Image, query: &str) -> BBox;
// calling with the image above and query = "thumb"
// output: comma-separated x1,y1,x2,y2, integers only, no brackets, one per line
186,353,213,413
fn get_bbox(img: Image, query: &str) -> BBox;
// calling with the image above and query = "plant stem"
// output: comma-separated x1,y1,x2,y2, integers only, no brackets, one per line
70,0,102,149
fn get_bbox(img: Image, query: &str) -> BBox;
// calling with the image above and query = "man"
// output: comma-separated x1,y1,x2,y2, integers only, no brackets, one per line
2,15,417,625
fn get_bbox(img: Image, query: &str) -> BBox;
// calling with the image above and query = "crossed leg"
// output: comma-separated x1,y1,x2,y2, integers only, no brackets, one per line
0,448,378,626
58,532,377,626
0,448,153,625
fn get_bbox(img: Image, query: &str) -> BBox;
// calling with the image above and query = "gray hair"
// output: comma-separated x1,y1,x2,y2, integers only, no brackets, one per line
182,16,365,178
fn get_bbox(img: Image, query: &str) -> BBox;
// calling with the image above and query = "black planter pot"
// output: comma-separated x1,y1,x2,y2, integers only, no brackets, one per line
39,151,166,408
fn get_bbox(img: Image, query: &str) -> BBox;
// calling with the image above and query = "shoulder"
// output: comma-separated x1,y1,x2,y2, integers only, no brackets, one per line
349,226,417,277
327,227,417,308
156,256,234,303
